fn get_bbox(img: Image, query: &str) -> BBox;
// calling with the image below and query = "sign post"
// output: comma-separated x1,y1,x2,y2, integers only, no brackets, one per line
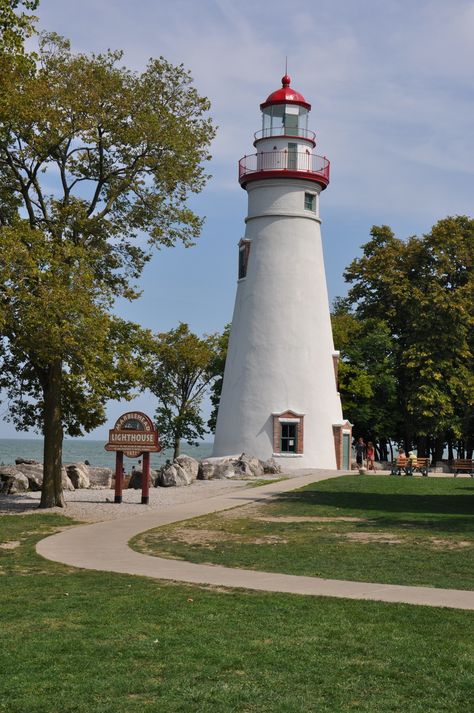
105,412,161,504
114,450,125,503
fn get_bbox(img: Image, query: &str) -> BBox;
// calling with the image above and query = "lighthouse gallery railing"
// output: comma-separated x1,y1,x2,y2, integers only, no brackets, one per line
239,151,330,181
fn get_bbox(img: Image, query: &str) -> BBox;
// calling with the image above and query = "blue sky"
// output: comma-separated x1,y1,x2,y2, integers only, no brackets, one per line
1,0,473,439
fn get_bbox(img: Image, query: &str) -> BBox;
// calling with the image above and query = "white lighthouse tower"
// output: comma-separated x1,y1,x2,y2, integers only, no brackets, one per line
213,75,351,470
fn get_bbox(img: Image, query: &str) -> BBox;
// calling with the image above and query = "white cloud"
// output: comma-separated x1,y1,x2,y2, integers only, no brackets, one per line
2,0,471,438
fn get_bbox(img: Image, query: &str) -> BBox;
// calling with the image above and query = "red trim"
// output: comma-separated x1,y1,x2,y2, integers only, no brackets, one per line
240,169,329,190
260,75,311,110
238,150,330,189
261,96,311,110
273,411,305,455
112,410,155,432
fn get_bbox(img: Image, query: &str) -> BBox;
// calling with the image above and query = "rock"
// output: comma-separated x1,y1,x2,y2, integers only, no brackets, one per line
66,463,90,489
0,465,29,494
62,469,75,491
198,453,272,480
198,456,240,480
13,462,74,491
154,455,201,488
262,458,282,474
156,463,193,487
15,462,44,491
128,469,142,489
86,466,112,489
175,454,200,481
235,453,264,478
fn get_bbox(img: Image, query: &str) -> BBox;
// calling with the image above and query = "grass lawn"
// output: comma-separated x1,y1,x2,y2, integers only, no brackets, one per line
1,503,473,712
133,475,474,590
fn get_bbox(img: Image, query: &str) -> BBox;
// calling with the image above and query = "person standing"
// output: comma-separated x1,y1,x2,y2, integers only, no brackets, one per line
366,441,376,472
355,437,366,471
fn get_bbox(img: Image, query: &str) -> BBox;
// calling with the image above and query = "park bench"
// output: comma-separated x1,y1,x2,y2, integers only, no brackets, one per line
453,459,474,477
390,456,430,477
390,456,408,476
405,457,430,477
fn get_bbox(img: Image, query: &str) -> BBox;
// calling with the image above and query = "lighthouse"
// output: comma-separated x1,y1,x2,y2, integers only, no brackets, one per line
213,75,351,470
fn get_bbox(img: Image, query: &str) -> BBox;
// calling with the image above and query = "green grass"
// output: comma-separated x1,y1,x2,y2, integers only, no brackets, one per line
243,476,289,488
133,475,474,590
1,505,473,712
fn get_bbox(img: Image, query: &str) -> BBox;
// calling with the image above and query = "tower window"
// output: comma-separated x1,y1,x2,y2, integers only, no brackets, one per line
281,423,297,452
304,192,316,211
238,239,251,280
272,411,304,455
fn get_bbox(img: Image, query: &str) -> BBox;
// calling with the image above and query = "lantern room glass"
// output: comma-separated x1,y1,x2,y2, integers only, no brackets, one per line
261,105,308,139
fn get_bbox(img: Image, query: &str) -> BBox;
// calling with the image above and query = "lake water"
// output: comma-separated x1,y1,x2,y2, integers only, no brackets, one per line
0,438,214,470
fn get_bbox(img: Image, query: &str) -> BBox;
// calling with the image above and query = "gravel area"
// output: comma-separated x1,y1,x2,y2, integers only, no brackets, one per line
0,477,284,523
1,469,463,524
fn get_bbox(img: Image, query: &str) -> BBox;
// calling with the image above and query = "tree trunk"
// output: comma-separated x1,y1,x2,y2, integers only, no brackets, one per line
433,435,444,464
417,435,429,459
40,360,65,508
447,438,454,463
173,436,181,461
466,436,473,460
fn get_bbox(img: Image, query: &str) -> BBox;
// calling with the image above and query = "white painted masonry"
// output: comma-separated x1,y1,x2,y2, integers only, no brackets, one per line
213,79,344,469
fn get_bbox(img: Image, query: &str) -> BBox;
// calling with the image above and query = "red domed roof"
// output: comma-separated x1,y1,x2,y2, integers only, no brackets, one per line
260,75,311,110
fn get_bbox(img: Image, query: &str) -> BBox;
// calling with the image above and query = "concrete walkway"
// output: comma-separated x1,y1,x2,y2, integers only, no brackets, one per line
37,471,474,611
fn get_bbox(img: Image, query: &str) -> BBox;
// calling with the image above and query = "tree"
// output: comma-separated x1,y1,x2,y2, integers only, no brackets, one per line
0,32,215,505
331,299,398,460
0,0,38,55
343,217,474,459
207,323,230,433
0,225,149,505
145,324,220,460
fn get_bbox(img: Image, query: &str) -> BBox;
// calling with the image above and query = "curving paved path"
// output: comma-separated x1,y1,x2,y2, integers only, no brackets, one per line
37,471,474,611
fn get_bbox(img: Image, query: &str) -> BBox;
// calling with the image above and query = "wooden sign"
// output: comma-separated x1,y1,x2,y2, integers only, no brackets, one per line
105,411,160,458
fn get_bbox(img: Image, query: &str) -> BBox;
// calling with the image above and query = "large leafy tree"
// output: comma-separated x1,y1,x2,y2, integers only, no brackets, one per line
331,299,398,460
0,31,215,505
0,0,38,55
343,217,474,458
0,227,147,505
145,323,220,460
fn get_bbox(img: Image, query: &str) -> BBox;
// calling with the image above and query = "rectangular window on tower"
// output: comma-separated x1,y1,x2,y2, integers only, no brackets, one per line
281,423,297,452
304,192,316,211
284,106,299,136
273,412,304,455
238,240,251,280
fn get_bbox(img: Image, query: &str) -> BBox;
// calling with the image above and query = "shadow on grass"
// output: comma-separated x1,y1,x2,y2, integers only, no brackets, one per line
355,517,474,533
271,490,474,516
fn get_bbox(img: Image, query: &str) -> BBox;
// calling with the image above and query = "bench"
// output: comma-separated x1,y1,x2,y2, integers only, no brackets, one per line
391,456,430,477
453,459,474,477
391,456,408,476
406,457,430,477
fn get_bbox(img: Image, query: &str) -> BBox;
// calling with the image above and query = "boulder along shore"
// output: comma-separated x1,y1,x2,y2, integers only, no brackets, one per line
0,453,291,523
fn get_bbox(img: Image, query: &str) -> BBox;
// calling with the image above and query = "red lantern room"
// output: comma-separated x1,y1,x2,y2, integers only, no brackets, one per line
239,75,330,190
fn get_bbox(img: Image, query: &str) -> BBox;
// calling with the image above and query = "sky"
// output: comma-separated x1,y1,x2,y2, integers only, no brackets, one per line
1,0,473,439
